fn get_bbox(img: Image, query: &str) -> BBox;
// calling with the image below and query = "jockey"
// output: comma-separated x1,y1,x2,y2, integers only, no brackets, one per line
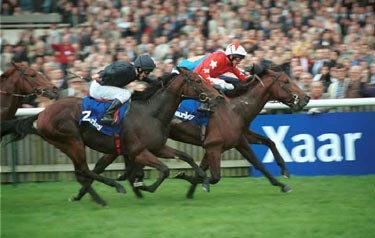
90,54,156,126
183,42,249,112
193,42,249,91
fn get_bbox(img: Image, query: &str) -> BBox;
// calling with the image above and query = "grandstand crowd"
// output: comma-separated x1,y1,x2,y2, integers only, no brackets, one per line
1,0,374,108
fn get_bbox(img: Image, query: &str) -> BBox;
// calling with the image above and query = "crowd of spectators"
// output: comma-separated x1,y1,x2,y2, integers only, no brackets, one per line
1,0,374,109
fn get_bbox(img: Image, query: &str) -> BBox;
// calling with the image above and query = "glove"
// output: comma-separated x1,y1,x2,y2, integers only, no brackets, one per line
210,78,234,90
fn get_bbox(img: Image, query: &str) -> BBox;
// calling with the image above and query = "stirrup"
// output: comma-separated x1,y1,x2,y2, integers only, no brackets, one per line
100,116,118,126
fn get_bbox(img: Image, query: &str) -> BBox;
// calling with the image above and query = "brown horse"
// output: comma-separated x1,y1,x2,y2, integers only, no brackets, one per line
89,64,310,199
0,62,58,121
2,67,221,205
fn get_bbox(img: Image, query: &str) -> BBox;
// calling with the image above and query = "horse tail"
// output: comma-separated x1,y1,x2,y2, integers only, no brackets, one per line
1,114,39,143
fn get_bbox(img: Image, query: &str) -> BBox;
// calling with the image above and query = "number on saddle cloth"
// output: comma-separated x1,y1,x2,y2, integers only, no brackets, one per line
80,97,129,136
173,99,209,126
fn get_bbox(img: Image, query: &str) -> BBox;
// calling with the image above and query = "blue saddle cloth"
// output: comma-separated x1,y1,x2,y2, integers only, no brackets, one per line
174,99,209,126
80,97,129,136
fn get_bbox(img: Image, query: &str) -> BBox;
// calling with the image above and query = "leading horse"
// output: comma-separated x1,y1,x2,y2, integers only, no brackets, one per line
91,64,310,199
0,62,58,121
3,67,221,205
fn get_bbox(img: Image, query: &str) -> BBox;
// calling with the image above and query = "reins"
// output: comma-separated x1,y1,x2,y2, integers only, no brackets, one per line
0,89,36,98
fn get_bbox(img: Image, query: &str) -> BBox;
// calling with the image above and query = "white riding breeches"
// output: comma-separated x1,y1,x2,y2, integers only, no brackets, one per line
89,80,134,103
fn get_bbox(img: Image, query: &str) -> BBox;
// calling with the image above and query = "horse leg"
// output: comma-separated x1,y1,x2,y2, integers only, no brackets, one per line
70,170,107,206
174,153,210,199
153,145,206,179
45,139,127,205
236,137,291,193
134,150,169,193
126,160,145,199
72,154,119,201
245,130,290,177
118,155,138,181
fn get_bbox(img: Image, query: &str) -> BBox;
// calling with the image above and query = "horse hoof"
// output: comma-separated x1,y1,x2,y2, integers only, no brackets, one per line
202,183,210,193
174,172,185,179
186,194,194,199
281,169,290,178
281,185,292,193
117,173,128,181
115,184,127,194
68,197,77,202
133,181,144,187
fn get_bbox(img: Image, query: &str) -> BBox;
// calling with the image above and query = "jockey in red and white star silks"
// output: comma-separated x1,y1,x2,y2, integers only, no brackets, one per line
194,43,248,90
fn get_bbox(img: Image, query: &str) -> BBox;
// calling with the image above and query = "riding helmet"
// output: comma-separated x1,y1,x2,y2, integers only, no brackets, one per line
134,55,156,71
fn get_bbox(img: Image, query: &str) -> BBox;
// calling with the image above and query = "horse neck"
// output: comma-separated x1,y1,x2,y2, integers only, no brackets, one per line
231,79,273,124
1,71,33,119
0,94,20,120
145,78,185,125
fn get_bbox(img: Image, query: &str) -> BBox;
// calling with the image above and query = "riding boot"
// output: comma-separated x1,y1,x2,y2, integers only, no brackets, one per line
100,99,123,126
197,102,215,114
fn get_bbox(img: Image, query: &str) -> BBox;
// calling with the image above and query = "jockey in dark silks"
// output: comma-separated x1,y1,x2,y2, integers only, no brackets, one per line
89,54,156,126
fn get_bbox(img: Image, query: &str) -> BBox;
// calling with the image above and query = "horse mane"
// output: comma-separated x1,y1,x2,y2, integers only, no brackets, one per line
131,73,177,101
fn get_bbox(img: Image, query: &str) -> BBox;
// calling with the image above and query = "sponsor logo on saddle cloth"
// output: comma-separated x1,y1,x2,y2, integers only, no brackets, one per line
174,99,209,126
80,97,129,136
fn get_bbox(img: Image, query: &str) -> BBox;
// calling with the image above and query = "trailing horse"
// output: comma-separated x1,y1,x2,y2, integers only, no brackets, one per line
2,67,221,205
1,62,58,139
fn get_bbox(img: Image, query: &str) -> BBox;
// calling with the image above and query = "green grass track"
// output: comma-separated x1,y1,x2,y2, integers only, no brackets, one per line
1,176,374,238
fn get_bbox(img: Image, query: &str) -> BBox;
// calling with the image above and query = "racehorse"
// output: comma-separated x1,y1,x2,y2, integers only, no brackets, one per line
0,62,58,121
2,67,221,205
85,64,310,199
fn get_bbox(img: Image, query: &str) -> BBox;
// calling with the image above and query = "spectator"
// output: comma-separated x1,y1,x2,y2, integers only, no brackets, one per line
359,76,375,97
298,72,313,94
307,81,330,114
327,64,350,99
369,63,375,84
346,65,364,98
312,62,332,92
311,47,330,75
51,35,77,75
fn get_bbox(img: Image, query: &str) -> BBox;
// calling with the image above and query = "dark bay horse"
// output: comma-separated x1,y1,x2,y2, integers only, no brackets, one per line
3,67,221,205
0,62,58,121
91,65,310,198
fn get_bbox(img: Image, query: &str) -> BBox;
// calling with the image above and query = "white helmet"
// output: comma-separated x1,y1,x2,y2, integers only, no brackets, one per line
225,43,247,57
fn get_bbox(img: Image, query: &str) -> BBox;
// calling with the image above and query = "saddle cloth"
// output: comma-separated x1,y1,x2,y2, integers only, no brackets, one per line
173,99,209,126
80,97,129,136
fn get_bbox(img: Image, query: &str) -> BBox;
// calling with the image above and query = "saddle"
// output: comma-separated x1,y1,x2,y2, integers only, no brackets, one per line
79,97,129,136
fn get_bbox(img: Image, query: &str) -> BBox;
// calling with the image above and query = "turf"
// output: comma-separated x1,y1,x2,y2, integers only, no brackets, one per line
1,176,374,238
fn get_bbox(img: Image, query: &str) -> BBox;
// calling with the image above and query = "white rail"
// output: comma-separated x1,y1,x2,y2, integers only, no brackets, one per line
15,98,375,117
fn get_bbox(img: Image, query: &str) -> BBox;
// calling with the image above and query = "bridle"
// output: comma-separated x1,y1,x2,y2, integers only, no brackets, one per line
167,70,212,103
259,69,301,106
0,66,49,98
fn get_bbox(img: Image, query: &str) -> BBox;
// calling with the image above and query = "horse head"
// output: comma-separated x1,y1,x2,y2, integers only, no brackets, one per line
5,62,59,99
259,67,310,111
174,66,222,103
